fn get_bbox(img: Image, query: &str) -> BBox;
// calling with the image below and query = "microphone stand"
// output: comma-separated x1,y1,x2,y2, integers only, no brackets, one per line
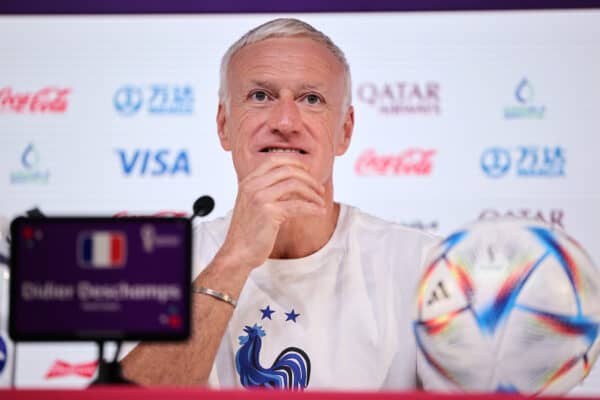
89,340,135,385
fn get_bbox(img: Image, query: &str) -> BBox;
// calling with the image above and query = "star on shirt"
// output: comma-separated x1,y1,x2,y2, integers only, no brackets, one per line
260,305,276,320
285,309,300,323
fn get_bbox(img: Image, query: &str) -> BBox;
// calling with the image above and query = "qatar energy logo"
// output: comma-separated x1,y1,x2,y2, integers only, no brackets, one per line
357,82,441,115
10,143,50,184
503,78,546,119
480,146,565,178
113,84,194,116
355,148,436,176
0,86,71,114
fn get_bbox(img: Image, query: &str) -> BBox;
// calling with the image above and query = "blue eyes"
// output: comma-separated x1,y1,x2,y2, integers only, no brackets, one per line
305,94,321,104
251,91,268,102
248,91,323,105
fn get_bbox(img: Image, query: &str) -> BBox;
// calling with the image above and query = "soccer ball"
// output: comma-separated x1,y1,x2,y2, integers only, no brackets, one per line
414,218,600,395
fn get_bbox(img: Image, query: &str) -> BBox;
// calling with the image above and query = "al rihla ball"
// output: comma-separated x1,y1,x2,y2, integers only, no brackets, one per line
414,218,600,395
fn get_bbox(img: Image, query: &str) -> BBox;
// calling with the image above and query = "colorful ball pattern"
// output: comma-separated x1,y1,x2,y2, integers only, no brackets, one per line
414,218,600,395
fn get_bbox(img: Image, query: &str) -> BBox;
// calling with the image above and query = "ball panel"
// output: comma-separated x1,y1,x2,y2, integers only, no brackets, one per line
498,307,592,393
416,310,494,392
517,254,579,316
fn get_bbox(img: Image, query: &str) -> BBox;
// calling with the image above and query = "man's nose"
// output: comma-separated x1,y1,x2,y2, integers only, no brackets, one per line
268,96,301,135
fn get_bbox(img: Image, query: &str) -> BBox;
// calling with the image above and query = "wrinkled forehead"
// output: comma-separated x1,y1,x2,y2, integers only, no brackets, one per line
227,37,346,96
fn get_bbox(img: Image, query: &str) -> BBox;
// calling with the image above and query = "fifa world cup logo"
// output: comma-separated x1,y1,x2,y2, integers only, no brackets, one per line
140,224,156,253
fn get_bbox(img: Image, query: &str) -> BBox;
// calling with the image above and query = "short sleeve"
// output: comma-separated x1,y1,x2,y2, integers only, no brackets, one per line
191,219,224,280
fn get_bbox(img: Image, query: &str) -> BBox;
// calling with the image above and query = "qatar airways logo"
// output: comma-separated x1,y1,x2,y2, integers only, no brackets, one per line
0,86,71,113
479,208,564,229
355,148,436,176
357,82,441,115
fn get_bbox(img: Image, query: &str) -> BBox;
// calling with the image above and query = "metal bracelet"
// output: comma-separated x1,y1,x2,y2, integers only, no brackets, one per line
192,286,238,308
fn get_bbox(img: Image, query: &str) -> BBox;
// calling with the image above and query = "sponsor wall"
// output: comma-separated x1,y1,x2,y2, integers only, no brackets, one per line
0,11,599,393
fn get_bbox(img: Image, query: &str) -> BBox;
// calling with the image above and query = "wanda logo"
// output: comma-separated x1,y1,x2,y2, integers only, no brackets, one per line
355,148,436,176
0,86,71,113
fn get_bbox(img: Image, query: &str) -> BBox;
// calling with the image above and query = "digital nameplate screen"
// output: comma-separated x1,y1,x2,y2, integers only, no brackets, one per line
9,217,191,341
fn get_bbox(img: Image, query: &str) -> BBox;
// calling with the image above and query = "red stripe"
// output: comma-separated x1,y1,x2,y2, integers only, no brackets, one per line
111,234,124,266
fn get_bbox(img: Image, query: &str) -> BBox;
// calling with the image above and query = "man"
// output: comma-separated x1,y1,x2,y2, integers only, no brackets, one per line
122,17,436,390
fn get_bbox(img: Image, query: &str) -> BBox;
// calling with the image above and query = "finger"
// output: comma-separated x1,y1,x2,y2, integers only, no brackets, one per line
246,164,324,196
254,178,325,206
243,158,309,182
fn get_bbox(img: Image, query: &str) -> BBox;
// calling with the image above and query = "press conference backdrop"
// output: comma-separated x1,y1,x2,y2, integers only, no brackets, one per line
0,9,599,393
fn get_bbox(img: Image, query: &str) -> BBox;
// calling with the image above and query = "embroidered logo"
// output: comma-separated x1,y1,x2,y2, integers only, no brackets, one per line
235,324,310,390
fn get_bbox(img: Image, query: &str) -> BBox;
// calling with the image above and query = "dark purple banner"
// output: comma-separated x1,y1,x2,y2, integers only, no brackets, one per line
9,217,191,341
0,0,599,14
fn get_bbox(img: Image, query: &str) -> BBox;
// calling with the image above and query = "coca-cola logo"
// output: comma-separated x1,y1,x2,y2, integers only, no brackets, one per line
355,148,436,176
0,86,71,113
357,82,441,115
478,209,564,229
45,360,98,379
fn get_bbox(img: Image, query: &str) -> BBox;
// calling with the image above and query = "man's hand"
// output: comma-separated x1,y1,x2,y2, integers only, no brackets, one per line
217,158,326,270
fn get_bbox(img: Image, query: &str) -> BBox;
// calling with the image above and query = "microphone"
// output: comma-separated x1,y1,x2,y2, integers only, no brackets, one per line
1,208,44,266
191,195,215,220
25,207,45,218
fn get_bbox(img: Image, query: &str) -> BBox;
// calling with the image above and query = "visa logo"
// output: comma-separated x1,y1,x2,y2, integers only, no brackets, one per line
78,231,126,268
116,149,191,176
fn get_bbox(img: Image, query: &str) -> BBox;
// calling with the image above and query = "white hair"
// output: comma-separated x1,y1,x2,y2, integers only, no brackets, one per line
218,18,352,110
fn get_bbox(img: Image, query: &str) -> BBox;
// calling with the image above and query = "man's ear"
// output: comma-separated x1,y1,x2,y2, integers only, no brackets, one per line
335,106,354,156
216,103,231,151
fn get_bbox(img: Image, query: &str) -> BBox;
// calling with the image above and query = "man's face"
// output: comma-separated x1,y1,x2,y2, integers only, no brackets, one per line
217,37,354,185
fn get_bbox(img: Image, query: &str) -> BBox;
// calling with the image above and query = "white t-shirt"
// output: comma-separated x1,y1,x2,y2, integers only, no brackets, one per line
193,204,438,391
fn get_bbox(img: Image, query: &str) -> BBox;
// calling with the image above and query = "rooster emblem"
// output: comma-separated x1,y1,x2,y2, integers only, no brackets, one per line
235,324,311,390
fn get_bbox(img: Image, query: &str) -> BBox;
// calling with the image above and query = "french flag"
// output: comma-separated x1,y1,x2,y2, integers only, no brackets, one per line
79,231,126,268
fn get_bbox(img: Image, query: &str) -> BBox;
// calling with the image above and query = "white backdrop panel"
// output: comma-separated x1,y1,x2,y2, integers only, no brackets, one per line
0,10,599,393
